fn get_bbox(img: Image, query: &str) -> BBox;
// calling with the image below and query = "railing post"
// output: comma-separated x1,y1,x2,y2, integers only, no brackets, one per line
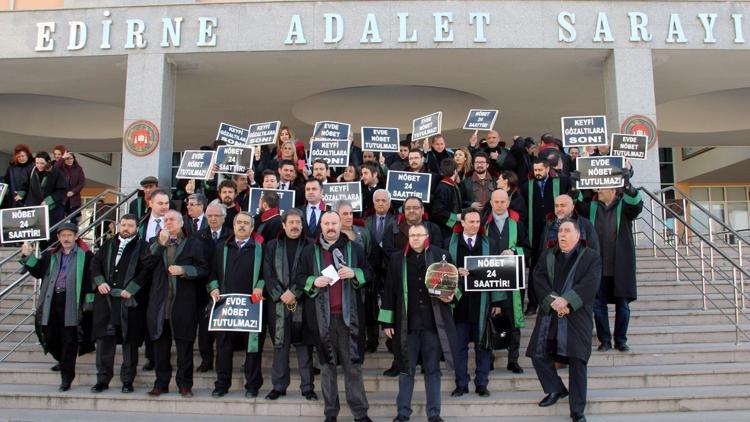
682,197,689,255
633,220,639,247
650,199,657,257
700,240,707,310
675,239,680,282
740,242,745,310
31,242,39,311
709,219,715,282
733,267,741,345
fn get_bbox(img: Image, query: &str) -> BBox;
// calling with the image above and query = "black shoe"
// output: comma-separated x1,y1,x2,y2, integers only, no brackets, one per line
393,416,410,422
451,386,468,397
572,414,587,422
58,382,71,392
538,390,569,407
212,388,227,398
324,418,336,422
507,362,524,374
265,389,286,400
428,417,444,422
245,389,258,398
121,383,134,393
90,383,109,393
616,343,630,352
302,390,318,400
524,305,537,316
383,363,399,377
597,343,612,352
354,417,373,422
196,362,213,373
475,386,490,397
312,367,321,375
51,364,60,372
142,360,155,371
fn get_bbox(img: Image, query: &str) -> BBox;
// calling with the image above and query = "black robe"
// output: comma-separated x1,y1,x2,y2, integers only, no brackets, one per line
526,245,601,363
430,178,463,240
379,245,460,374
293,236,373,365
90,236,148,345
381,217,443,259
578,191,643,302
520,173,572,257
23,243,95,360
26,167,68,227
538,213,600,256
140,234,210,341
254,208,282,242
263,236,314,347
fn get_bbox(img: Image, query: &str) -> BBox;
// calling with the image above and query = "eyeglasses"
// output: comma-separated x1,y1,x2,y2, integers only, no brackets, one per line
408,233,428,238
404,206,422,211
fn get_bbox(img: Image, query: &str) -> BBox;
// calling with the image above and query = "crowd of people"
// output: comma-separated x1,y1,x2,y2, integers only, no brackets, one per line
11,127,644,422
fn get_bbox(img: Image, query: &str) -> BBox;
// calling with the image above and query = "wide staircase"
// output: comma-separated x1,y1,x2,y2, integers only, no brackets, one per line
0,187,749,420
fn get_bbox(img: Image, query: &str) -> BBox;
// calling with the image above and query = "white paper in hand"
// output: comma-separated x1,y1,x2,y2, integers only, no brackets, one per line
321,265,341,286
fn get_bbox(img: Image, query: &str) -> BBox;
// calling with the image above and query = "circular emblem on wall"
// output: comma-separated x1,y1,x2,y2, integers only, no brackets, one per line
123,120,160,157
621,115,657,148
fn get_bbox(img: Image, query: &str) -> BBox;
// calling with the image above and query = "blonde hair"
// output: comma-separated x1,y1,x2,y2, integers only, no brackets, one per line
455,147,473,174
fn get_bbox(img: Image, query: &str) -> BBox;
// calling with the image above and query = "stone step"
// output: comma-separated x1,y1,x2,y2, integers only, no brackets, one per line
2,361,748,393
0,383,748,417
3,342,750,369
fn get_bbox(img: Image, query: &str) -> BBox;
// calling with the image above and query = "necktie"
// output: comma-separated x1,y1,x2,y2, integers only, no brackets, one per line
154,218,161,238
309,206,317,230
467,237,474,249
237,240,246,249
376,216,384,244
193,218,199,231
115,239,127,266
212,231,219,241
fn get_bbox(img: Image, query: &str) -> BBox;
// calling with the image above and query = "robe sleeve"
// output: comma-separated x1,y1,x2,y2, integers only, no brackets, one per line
430,185,459,229
532,250,557,315
562,250,602,312
378,254,398,328
350,242,372,289
91,244,107,287
21,251,49,279
293,246,319,298
180,239,209,280
622,190,644,221
262,244,285,302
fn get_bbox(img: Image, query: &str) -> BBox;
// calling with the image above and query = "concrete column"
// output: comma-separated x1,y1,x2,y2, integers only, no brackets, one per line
603,48,660,193
120,53,176,194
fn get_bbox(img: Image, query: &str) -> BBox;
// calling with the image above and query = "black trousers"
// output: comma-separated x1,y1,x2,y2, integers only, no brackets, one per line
532,354,587,417
152,320,194,390
198,312,215,365
47,291,78,384
501,305,521,364
95,329,139,385
215,329,266,392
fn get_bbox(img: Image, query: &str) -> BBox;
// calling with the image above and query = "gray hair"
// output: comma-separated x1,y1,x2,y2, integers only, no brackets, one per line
187,193,207,209
207,202,227,216
233,211,255,227
335,200,353,212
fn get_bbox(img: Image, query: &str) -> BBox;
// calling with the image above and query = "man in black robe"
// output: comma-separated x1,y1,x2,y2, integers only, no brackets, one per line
526,220,602,422
140,210,210,397
540,194,600,255
90,214,148,393
380,223,460,422
430,159,463,240
293,211,374,422
128,176,159,220
208,211,266,398
21,222,94,391
578,182,643,352
262,208,317,401
254,190,282,240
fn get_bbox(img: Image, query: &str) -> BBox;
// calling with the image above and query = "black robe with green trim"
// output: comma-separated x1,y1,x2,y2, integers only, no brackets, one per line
430,177,463,240
577,190,643,302
22,243,95,360
206,234,265,352
140,234,210,342
526,245,601,363
379,245,461,374
293,236,373,365
263,236,314,347
447,233,506,340
91,235,148,345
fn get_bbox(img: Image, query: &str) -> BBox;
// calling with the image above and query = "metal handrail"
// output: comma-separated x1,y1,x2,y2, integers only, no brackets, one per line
0,189,138,302
639,187,749,344
656,185,750,247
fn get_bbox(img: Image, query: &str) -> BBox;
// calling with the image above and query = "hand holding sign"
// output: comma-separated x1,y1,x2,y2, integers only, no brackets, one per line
469,130,478,147
210,289,221,302
21,241,32,257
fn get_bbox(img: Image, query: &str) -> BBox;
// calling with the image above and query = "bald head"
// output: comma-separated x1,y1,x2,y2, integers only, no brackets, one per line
554,194,574,220
490,189,510,215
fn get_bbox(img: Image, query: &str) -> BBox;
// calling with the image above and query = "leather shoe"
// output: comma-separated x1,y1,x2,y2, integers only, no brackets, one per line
393,416,410,422
383,364,400,377
196,362,213,373
142,360,155,371
616,343,630,352
121,383,134,393
312,367,321,375
90,383,109,393
475,386,490,397
572,414,587,422
428,417,444,422
302,390,318,401
524,305,537,315
451,386,468,397
597,343,612,352
354,417,372,422
212,388,227,398
507,362,524,374
179,387,193,398
538,390,569,407
245,389,258,398
58,382,71,392
324,418,336,422
50,363,60,372
265,389,286,400
147,387,167,396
